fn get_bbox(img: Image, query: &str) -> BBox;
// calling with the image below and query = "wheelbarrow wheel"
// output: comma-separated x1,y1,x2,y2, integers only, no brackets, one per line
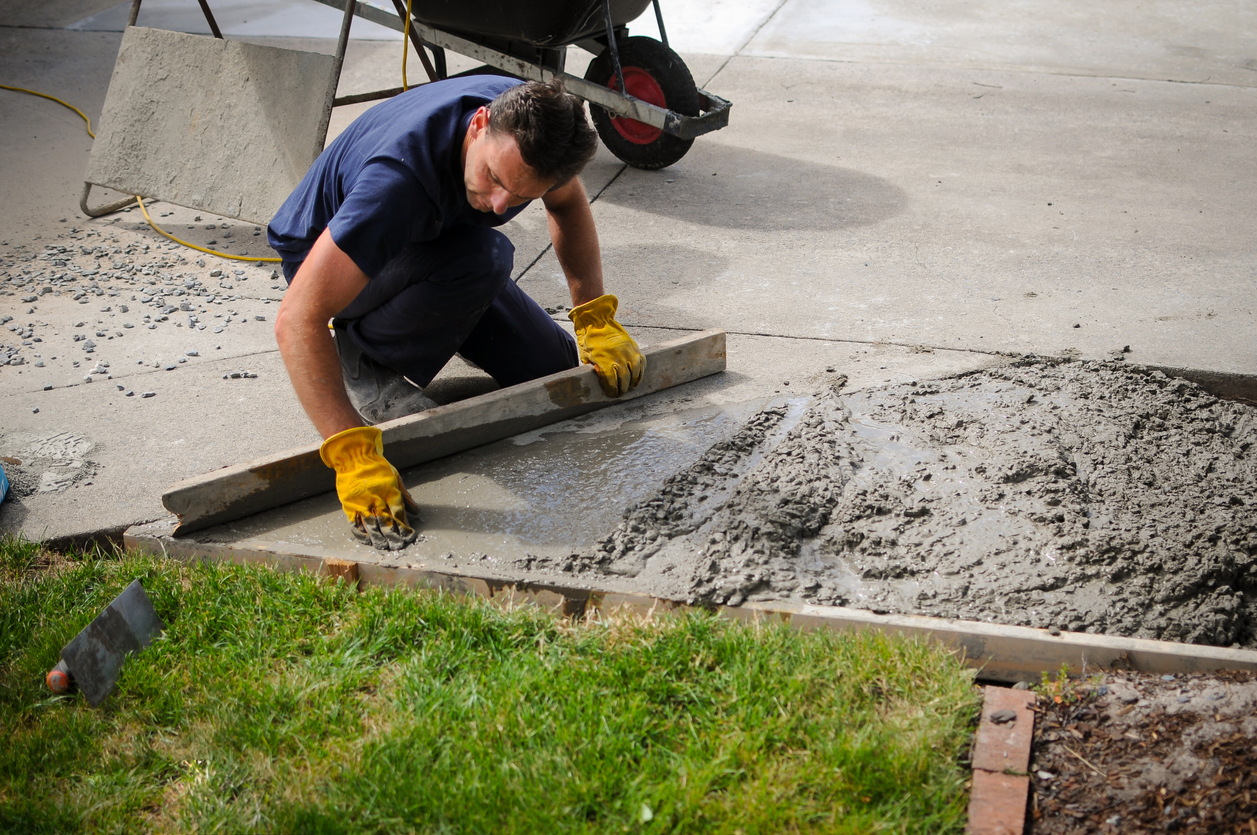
585,37,699,170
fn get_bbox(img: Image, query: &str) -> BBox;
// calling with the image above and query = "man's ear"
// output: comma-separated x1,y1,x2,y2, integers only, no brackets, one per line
468,106,490,139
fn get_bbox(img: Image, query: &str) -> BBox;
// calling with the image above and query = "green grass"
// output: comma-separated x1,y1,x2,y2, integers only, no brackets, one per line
0,534,981,834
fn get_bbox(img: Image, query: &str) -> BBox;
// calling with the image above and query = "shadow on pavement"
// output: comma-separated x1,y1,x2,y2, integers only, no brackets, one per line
602,143,909,231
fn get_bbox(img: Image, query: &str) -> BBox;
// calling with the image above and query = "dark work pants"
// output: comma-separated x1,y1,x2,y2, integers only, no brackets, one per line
285,226,578,388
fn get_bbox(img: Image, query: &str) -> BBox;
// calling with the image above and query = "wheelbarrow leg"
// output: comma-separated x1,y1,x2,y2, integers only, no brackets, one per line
134,0,224,39
388,0,440,83
601,0,625,91
651,0,669,48
195,0,224,39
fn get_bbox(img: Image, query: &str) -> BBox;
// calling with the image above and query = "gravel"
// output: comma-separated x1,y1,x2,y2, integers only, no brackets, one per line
0,221,281,375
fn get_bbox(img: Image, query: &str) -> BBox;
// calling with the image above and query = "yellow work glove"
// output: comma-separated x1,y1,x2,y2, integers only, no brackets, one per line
568,294,645,397
319,426,419,551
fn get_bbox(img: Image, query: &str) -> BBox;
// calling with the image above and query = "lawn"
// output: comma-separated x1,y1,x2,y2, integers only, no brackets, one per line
0,535,981,834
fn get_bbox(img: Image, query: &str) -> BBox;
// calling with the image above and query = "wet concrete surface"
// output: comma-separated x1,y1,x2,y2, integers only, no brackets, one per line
195,395,770,573
174,358,1256,651
561,359,1257,648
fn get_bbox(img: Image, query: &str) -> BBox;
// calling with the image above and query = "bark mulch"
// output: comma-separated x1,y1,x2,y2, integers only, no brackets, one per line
1027,670,1257,834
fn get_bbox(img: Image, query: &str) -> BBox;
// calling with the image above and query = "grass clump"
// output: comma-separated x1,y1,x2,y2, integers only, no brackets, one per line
0,534,980,834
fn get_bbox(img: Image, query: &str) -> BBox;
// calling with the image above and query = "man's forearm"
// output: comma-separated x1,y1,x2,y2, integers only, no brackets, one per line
545,180,605,305
273,228,371,440
275,314,363,439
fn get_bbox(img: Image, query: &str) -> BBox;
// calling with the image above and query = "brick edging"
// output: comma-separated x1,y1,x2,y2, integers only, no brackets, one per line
966,685,1036,835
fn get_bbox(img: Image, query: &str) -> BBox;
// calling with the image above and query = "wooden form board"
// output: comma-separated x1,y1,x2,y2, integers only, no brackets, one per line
124,518,1257,684
163,329,726,535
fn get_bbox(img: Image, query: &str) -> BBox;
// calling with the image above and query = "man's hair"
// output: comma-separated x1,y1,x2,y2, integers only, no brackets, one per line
488,79,598,186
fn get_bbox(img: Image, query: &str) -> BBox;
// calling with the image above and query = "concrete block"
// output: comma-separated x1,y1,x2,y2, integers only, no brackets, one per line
86,27,336,225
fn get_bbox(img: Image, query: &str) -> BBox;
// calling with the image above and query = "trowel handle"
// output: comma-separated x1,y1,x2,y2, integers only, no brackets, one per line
46,659,73,694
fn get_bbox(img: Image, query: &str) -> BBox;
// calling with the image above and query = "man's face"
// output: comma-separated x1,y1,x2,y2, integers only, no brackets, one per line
462,107,554,215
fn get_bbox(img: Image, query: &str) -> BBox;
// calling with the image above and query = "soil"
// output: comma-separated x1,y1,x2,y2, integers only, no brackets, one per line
1028,670,1257,833
528,357,1257,649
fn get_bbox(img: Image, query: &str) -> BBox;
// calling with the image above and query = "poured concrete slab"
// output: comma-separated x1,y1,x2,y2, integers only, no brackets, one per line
134,336,1002,571
146,392,762,566
163,329,727,534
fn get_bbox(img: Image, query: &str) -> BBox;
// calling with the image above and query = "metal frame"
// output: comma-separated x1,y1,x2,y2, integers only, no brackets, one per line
308,0,731,142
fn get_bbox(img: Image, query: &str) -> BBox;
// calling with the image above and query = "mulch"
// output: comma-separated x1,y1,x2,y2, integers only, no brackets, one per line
1026,670,1257,834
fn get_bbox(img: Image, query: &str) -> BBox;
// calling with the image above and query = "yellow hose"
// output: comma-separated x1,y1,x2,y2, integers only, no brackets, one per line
402,0,413,91
0,84,95,137
2,84,280,264
137,196,280,262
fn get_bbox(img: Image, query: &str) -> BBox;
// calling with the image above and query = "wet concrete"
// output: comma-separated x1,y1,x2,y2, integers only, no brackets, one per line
557,359,1257,648
199,396,768,572
178,358,1257,651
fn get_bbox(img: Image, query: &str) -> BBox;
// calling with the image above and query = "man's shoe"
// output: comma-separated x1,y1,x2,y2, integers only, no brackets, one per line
333,324,437,424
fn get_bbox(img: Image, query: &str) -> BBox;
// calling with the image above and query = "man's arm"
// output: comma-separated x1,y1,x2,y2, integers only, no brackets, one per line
273,228,369,439
275,229,418,552
542,176,604,305
542,176,645,396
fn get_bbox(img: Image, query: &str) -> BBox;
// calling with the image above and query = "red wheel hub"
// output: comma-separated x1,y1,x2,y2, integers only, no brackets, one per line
609,67,665,145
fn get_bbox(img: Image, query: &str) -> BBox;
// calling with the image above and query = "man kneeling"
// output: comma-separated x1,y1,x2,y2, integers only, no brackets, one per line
269,77,644,551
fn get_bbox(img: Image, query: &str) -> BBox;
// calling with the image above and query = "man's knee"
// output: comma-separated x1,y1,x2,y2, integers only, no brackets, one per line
479,230,515,283
432,227,514,293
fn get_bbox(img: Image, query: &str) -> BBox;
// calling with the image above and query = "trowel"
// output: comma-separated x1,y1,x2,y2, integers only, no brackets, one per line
45,579,166,706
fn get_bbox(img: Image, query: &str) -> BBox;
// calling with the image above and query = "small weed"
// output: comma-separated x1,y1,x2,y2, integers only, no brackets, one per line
1037,663,1097,706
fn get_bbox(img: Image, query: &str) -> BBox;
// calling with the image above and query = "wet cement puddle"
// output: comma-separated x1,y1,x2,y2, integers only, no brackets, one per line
206,401,764,571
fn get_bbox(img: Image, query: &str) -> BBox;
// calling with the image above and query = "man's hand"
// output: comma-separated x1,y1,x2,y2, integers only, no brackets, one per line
320,426,419,550
569,294,645,396
543,181,644,395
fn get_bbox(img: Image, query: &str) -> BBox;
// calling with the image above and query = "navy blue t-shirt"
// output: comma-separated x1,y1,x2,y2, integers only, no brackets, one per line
268,75,527,280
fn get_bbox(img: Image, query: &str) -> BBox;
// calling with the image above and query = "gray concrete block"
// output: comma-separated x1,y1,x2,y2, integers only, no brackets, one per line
85,27,337,225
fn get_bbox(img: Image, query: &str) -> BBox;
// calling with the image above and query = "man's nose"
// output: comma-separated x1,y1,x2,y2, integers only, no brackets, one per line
491,187,510,214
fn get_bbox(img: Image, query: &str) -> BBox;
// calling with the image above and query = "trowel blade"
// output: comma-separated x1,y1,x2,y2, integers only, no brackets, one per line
60,579,165,707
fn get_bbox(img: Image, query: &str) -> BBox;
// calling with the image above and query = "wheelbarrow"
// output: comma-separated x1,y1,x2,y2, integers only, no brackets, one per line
81,0,727,224
310,0,732,170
